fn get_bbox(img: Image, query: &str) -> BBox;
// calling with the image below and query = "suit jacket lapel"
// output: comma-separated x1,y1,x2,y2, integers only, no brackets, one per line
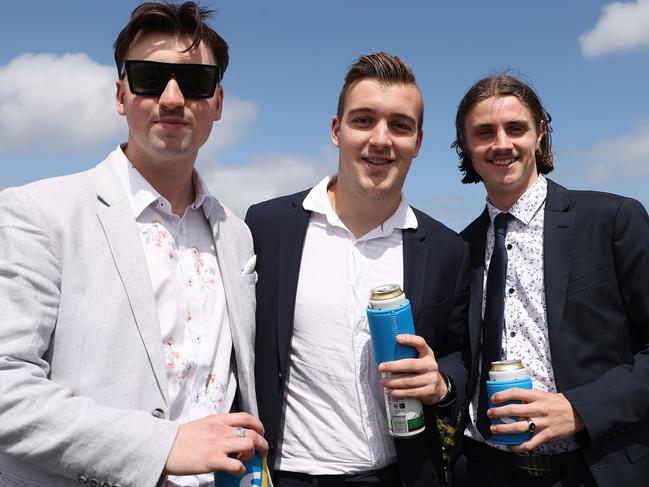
543,180,575,360
94,160,170,405
277,195,311,376
462,207,490,363
403,226,427,327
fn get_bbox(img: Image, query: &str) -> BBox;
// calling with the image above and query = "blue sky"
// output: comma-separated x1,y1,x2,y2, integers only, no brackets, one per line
1,0,648,230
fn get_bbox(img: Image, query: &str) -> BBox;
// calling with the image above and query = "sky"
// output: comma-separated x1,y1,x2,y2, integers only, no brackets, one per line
1,0,648,231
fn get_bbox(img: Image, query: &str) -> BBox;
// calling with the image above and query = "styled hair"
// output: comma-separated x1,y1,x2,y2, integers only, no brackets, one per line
452,74,554,184
114,1,229,78
336,51,424,130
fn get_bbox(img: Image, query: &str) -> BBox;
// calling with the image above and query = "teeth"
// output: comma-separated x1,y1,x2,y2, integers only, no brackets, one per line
491,158,515,166
365,157,391,165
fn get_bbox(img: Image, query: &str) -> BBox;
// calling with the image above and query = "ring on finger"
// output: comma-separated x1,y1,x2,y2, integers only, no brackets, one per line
526,418,536,434
236,427,246,438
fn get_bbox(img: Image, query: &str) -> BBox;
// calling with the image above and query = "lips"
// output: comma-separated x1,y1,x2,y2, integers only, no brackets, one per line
488,157,517,167
363,156,394,165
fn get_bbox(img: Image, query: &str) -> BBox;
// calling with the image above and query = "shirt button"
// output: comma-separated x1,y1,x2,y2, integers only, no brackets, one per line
507,244,512,250
510,331,516,337
508,288,515,294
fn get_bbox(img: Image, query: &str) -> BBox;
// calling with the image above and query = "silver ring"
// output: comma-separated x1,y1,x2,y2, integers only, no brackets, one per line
236,427,246,438
526,418,536,433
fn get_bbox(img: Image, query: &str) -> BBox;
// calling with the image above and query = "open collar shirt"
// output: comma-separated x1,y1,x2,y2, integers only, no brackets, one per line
111,146,235,487
465,175,578,454
276,176,418,474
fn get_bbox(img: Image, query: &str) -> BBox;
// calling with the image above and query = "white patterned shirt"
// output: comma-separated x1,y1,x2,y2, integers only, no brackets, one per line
276,176,417,474
465,175,579,454
111,146,235,487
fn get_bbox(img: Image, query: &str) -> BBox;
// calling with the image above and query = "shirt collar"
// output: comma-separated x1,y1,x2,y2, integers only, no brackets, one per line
303,175,418,237
486,174,548,225
110,144,215,219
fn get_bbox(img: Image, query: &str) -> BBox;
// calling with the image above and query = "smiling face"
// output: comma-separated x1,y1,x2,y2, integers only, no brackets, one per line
464,95,544,210
331,78,422,203
116,31,223,171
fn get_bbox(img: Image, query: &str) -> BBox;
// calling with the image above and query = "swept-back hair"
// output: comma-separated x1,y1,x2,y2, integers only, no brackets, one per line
114,1,229,78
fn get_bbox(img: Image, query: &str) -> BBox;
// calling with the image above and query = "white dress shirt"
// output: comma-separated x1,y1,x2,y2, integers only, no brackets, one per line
276,176,418,474
111,146,236,487
465,175,579,454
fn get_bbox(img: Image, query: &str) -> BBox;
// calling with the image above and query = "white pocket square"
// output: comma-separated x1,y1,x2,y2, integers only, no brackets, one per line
241,254,257,275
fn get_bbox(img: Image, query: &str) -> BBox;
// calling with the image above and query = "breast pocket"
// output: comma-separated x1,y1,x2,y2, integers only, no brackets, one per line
565,268,608,297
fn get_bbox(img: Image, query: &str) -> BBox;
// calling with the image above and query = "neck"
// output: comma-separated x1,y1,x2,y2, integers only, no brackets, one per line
125,146,196,217
327,178,401,239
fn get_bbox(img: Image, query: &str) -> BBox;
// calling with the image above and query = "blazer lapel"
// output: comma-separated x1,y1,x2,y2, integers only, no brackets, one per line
462,207,490,363
403,226,427,327
94,160,169,405
543,180,575,359
277,196,311,376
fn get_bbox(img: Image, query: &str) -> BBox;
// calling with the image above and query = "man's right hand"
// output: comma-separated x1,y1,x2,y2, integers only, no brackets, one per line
164,412,268,476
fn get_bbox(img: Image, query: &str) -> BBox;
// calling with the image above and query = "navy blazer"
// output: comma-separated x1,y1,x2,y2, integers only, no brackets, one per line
246,189,471,487
460,179,649,486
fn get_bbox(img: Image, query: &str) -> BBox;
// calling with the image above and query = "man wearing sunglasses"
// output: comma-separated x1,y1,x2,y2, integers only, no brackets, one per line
0,3,266,487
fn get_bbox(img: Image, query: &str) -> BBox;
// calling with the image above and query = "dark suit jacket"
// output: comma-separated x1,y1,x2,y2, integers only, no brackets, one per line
460,179,649,486
245,189,471,487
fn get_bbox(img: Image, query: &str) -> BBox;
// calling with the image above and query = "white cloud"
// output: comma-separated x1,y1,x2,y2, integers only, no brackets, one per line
199,96,258,156
580,0,649,58
0,52,124,152
585,123,649,183
201,149,338,218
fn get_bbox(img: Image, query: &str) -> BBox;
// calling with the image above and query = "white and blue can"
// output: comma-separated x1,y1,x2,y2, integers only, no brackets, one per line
367,284,425,438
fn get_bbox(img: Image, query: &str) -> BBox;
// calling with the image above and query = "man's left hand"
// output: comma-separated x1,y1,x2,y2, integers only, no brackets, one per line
378,334,448,406
488,389,585,452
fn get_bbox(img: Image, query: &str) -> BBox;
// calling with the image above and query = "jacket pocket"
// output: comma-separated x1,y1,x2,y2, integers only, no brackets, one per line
566,267,608,297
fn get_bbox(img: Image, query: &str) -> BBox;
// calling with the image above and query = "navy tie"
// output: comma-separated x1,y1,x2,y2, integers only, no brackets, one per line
477,212,510,439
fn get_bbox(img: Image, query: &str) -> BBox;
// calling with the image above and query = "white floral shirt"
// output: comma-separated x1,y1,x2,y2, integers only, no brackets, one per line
111,146,235,487
466,175,579,454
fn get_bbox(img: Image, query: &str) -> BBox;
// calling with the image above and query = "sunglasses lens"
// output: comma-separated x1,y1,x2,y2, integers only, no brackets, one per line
126,61,219,99
127,62,169,96
176,65,219,99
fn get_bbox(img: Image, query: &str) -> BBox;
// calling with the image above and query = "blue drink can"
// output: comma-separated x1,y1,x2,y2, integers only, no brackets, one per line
213,452,269,486
486,359,533,445
367,284,425,438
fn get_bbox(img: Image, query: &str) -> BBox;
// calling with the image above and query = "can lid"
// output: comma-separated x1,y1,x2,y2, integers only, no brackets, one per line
369,284,403,301
490,360,524,371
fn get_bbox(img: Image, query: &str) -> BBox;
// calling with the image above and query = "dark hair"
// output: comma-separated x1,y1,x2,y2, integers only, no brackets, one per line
114,2,229,78
336,51,424,130
452,74,554,184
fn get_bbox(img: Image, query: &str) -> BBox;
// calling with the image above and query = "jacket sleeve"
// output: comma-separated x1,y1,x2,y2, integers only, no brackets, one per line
562,197,649,444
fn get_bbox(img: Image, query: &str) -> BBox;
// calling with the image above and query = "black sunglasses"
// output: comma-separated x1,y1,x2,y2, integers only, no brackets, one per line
121,60,221,99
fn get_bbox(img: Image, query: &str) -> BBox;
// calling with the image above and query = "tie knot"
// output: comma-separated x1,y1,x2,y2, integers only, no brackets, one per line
493,212,510,237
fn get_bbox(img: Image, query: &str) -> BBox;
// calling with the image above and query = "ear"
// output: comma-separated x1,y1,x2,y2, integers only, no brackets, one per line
413,128,424,157
213,85,224,122
116,79,127,116
536,120,545,151
331,115,341,147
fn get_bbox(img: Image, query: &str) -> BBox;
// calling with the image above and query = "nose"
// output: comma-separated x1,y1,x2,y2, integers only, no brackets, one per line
369,120,391,149
493,128,513,151
158,77,185,109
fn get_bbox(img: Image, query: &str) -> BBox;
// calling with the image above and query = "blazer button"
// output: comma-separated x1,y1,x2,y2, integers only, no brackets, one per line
151,408,165,419
89,479,100,486
78,475,89,484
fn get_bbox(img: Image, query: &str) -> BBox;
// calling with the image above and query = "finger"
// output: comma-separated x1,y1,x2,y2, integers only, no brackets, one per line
489,419,530,436
396,334,432,357
491,388,542,404
220,412,265,436
217,456,247,476
380,357,438,375
386,386,432,399
382,372,433,390
487,403,533,418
